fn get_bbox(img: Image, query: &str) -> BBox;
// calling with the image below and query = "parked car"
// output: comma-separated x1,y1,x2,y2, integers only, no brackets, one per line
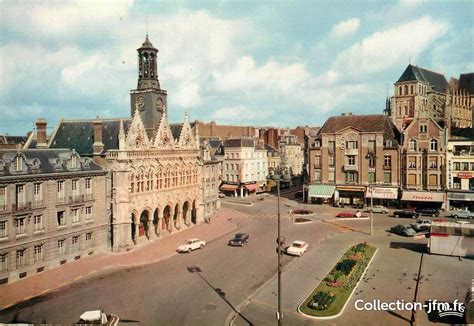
393,210,419,219
390,224,416,236
446,210,473,219
415,208,440,217
218,192,226,198
411,219,432,232
353,203,364,209
228,233,250,246
368,205,388,214
286,240,308,256
78,310,119,325
294,190,303,199
177,239,206,253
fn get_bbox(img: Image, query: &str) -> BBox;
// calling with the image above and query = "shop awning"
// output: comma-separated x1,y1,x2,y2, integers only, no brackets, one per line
244,184,258,192
401,191,445,202
337,186,366,192
220,184,238,192
447,191,474,201
308,185,336,198
366,187,398,199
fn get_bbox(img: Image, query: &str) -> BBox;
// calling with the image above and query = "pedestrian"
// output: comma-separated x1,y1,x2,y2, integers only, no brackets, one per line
356,210,362,218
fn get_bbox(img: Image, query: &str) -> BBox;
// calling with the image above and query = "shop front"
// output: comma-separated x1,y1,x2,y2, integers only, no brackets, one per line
447,191,474,212
400,191,445,209
219,183,239,197
307,184,336,204
335,186,366,206
365,187,399,207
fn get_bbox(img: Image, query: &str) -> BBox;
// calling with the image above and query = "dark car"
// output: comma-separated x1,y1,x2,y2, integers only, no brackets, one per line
228,233,250,246
390,224,416,236
415,208,440,217
393,210,420,219
294,191,303,199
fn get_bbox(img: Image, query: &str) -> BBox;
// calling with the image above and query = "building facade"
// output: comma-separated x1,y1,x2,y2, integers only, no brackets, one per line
308,114,401,206
279,135,304,176
200,139,223,219
0,149,107,284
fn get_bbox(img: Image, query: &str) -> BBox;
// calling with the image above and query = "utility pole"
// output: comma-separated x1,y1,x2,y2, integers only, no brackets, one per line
277,179,282,326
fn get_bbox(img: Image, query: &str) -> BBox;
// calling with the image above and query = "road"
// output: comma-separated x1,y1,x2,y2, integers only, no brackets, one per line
0,194,340,325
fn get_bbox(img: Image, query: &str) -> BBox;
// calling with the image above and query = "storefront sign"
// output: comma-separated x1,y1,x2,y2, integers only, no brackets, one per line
401,191,445,202
447,192,474,201
457,172,473,179
337,186,366,192
366,187,398,199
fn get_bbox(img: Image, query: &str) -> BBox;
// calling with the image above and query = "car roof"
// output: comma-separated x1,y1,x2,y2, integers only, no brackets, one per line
187,238,199,241
292,240,306,245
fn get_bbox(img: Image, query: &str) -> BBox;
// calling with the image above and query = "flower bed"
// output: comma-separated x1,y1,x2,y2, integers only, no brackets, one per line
294,217,312,224
299,242,377,318
292,209,314,215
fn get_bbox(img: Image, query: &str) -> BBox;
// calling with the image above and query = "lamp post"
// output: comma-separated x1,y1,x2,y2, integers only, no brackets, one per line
365,152,376,236
267,173,283,325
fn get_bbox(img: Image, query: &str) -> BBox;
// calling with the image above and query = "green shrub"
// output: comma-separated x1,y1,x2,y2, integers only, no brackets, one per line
308,291,336,311
336,259,357,275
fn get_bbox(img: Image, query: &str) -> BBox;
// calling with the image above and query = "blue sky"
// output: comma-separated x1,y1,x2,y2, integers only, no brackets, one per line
1,0,473,135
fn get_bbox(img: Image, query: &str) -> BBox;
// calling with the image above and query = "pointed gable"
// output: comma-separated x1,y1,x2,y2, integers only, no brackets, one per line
153,112,175,149
177,113,198,149
125,110,150,150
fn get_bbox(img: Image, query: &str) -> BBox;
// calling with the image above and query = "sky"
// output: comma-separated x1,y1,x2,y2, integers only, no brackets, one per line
1,0,473,135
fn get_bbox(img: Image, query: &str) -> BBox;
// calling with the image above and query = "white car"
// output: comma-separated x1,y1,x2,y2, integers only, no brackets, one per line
411,219,432,232
446,210,473,219
286,240,308,256
177,239,206,253
368,205,388,214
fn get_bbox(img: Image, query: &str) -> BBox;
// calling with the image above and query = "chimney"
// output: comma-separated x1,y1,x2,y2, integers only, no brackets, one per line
36,118,48,148
93,117,104,155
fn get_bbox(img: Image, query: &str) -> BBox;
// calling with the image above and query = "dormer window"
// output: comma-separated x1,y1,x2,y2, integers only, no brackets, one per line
15,156,23,171
385,140,392,147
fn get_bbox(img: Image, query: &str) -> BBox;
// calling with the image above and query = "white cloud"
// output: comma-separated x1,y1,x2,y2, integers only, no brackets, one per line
211,105,267,124
332,16,449,78
329,18,360,38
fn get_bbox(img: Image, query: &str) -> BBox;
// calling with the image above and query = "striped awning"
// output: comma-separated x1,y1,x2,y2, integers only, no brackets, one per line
308,185,336,198
220,184,238,192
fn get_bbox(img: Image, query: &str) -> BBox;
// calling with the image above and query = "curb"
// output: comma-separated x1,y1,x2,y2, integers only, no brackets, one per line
297,247,379,320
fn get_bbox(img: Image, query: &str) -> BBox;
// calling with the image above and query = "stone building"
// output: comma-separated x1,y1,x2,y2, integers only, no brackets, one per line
27,36,209,252
220,138,268,196
279,135,304,177
193,121,257,140
308,114,401,206
446,127,474,211
0,149,107,284
264,143,279,173
199,139,223,219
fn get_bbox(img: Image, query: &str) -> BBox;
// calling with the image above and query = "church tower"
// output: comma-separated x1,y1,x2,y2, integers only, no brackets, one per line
130,35,168,139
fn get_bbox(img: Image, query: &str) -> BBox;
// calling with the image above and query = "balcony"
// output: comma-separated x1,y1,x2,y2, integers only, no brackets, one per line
343,164,358,171
345,148,359,155
69,195,85,205
453,151,474,157
12,202,32,214
383,165,392,170
32,199,45,208
85,192,94,201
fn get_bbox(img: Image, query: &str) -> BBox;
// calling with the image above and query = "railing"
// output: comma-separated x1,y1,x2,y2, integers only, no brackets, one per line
85,192,94,201
12,202,32,214
32,199,45,208
453,151,474,156
345,149,359,155
69,194,84,204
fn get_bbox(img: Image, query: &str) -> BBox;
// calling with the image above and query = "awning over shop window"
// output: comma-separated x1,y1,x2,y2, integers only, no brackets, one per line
401,191,445,202
366,187,398,199
220,184,238,192
337,186,366,192
308,185,336,198
244,184,258,192
447,192,474,201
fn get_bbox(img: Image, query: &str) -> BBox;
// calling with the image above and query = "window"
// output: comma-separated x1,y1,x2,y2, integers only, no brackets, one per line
462,162,469,171
346,141,358,149
408,157,416,168
384,172,392,184
71,179,78,196
57,211,66,227
385,140,392,147
471,163,474,171
16,184,25,205
368,172,375,183
34,215,43,231
384,155,391,167
328,141,335,152
85,207,92,221
399,86,402,95
409,139,417,151
410,85,413,94
430,139,438,151
328,171,335,182
368,140,376,151
57,181,65,200
346,172,358,183
33,183,42,204
86,233,92,248
34,245,43,262
328,155,335,167
72,236,80,251
15,218,26,235
419,125,427,133
429,174,438,186
0,187,5,210
0,254,7,272
85,178,92,195
16,249,26,267
408,174,416,185
58,239,66,254
314,171,321,182
368,157,375,167
314,155,321,167
0,221,6,238
71,208,80,224
404,85,408,95
347,155,356,165
15,156,23,171
453,162,460,170
429,158,437,169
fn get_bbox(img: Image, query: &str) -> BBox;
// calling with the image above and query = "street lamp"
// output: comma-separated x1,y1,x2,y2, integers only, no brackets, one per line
364,152,376,236
267,173,283,325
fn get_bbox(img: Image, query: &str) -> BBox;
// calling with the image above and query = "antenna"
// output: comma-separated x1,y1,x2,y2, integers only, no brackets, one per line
146,14,148,36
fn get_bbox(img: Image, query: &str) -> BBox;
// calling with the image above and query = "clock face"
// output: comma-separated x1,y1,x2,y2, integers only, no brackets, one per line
136,97,145,111
157,98,164,112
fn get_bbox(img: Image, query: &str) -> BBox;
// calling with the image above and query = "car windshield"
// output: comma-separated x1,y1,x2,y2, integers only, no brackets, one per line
293,242,304,248
186,240,195,244
235,234,244,238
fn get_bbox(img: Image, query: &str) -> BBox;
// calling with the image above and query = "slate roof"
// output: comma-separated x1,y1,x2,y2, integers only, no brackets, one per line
224,138,255,148
319,114,401,145
459,73,474,94
49,119,131,156
0,149,104,179
208,139,223,149
396,64,448,93
169,123,184,141
450,127,474,141
264,143,278,152
0,135,28,145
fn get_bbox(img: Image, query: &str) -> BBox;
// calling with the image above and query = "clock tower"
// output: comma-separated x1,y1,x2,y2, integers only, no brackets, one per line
130,35,168,139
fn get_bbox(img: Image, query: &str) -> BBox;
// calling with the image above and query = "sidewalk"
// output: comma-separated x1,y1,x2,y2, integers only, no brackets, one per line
0,207,240,310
